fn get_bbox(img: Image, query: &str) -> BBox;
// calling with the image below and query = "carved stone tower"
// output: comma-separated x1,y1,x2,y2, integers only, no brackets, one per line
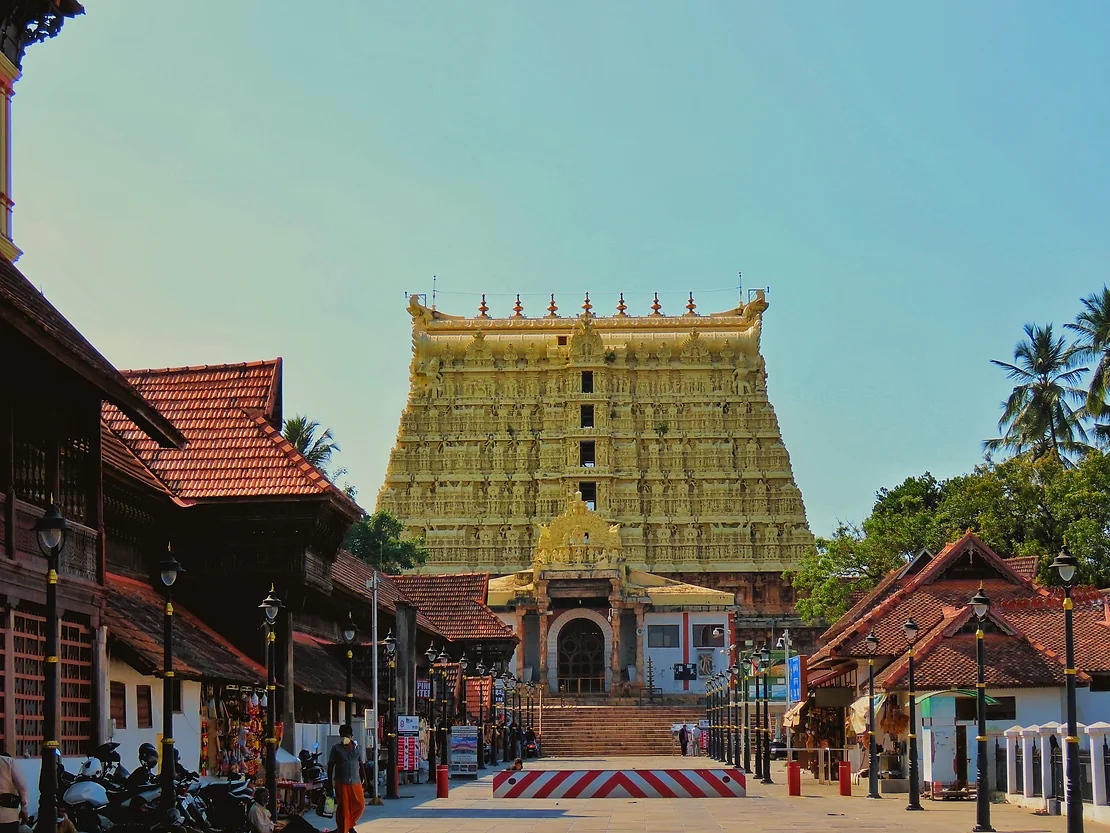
377,292,814,612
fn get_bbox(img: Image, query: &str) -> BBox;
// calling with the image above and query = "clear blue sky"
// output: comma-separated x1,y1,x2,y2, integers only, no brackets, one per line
13,2,1110,536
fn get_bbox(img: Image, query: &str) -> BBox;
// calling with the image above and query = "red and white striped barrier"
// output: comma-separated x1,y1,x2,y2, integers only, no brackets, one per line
492,768,746,799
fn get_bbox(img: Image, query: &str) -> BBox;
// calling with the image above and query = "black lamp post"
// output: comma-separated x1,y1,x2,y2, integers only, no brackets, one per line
342,612,358,726
259,586,282,820
159,546,182,816
865,628,880,800
476,660,487,770
383,632,398,800
1050,547,1084,833
760,645,772,784
725,671,734,765
903,617,922,811
437,648,450,765
425,646,439,774
730,664,741,766
750,653,761,778
970,584,994,833
458,654,469,725
504,673,517,760
743,655,752,774
33,502,68,833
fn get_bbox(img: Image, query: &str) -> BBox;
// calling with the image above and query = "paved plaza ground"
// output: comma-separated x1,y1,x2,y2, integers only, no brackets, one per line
296,757,1101,833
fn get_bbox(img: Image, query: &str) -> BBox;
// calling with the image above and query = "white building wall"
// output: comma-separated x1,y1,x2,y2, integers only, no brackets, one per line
643,611,729,695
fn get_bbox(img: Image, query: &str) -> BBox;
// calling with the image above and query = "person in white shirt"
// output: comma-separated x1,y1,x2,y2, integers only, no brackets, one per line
0,754,30,833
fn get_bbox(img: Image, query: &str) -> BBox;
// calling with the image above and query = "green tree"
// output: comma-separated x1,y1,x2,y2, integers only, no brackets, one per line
985,323,1092,464
1066,286,1110,444
283,414,341,470
344,510,429,574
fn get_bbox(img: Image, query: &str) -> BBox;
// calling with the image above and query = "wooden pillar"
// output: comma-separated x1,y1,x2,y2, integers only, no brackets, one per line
2,611,14,754
608,580,622,682
94,624,108,745
395,602,417,714
87,401,104,584
537,581,550,691
1,394,12,557
514,608,525,678
281,612,296,753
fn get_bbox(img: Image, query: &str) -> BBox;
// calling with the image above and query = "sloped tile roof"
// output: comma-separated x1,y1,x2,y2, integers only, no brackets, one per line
104,574,265,684
102,361,358,513
1005,556,1039,581
998,589,1110,673
330,552,440,636
391,574,517,643
811,533,1039,665
883,633,1071,690
0,258,181,447
292,632,372,700
101,421,174,498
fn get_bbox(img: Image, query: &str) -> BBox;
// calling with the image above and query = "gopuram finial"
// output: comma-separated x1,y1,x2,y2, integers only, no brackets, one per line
477,293,489,318
686,292,697,315
546,293,559,318
616,292,627,316
512,293,524,317
582,292,593,316
650,292,662,316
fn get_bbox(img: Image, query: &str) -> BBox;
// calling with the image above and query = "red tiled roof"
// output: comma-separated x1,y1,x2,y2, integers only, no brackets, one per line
102,361,358,513
998,589,1110,674
1005,556,1039,581
887,633,1071,690
104,574,265,684
0,258,182,448
101,421,174,498
390,574,517,643
811,533,1040,665
292,631,372,700
330,552,440,636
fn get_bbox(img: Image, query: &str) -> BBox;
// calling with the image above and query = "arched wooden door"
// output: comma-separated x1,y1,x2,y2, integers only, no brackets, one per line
557,617,605,694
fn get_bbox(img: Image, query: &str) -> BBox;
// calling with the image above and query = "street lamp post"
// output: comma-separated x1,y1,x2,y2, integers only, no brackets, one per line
865,628,880,800
159,546,182,816
760,645,772,784
459,654,470,725
503,673,516,761
903,617,922,811
1051,547,1084,833
476,660,487,770
750,653,761,778
970,584,994,833
708,675,716,759
33,501,69,833
342,613,358,726
777,630,793,758
259,587,282,820
730,664,741,766
383,632,398,800
437,649,450,768
725,671,734,765
742,656,752,774
425,646,439,774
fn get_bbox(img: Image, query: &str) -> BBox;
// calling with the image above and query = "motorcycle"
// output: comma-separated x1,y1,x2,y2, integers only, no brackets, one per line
196,775,253,832
299,742,329,814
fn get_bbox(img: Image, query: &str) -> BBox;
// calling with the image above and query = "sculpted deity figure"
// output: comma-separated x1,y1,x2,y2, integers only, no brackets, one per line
752,479,768,515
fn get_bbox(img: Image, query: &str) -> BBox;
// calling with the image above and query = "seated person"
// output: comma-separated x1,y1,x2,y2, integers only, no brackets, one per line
504,758,524,772
247,788,274,833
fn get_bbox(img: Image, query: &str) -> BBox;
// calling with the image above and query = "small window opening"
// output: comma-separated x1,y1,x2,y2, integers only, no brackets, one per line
581,371,594,393
579,441,595,467
558,336,568,346
580,404,594,428
579,481,597,510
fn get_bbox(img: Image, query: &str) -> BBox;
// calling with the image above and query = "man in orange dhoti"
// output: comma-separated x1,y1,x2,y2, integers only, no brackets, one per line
328,725,366,833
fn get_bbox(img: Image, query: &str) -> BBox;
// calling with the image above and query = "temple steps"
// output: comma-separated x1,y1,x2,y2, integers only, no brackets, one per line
537,705,705,757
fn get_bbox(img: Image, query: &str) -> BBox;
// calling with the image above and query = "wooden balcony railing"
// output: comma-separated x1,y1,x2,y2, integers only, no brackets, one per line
8,495,99,583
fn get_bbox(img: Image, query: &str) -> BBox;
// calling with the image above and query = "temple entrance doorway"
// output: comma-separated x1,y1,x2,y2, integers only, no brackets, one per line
557,617,605,694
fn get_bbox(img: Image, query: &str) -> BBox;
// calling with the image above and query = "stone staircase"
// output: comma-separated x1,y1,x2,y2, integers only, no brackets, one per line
538,705,705,757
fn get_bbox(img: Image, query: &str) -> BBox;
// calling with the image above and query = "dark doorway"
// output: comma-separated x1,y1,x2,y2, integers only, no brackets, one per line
955,724,968,785
557,617,605,694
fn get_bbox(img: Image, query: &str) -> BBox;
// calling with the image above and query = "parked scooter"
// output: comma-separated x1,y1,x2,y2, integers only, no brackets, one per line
299,742,330,813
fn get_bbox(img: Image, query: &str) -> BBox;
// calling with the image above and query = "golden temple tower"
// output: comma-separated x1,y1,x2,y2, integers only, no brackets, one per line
377,291,813,605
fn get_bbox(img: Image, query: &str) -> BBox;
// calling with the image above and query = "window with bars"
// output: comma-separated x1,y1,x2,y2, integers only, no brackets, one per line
10,609,93,756
136,685,152,729
110,682,126,729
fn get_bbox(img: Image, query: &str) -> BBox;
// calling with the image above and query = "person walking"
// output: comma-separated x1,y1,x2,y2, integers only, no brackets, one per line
0,752,29,833
678,723,689,756
327,725,366,833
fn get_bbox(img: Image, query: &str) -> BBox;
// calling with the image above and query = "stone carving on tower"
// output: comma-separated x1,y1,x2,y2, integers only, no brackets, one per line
535,490,623,572
377,290,814,589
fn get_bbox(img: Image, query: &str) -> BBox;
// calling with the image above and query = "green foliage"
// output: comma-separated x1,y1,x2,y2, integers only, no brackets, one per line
283,414,341,470
344,510,429,574
789,455,1110,623
1065,286,1110,443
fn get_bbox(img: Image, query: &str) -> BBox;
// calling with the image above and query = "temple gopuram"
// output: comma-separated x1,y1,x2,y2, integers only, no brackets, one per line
377,291,817,652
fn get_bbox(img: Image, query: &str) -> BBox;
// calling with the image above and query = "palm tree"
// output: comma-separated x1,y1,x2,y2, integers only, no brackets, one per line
1065,286,1110,444
985,323,1093,463
283,414,341,471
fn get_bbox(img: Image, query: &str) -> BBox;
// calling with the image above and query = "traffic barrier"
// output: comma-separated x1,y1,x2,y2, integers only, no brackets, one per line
436,764,449,798
838,761,851,796
493,768,746,799
787,761,801,796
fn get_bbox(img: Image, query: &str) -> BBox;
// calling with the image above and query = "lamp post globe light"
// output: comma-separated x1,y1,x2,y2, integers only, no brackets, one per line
1050,547,1084,833
742,655,752,774
476,660,487,770
425,646,439,774
902,617,922,811
159,545,182,817
258,586,282,819
729,664,741,766
437,649,450,766
760,645,772,784
459,654,470,725
383,631,398,800
713,673,722,760
970,584,994,833
32,501,69,833
864,628,880,800
342,612,358,726
749,653,760,778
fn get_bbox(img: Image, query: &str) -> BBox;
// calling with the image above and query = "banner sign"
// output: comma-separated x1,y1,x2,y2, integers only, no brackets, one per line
448,725,478,776
787,655,807,702
398,736,420,771
397,715,420,735
416,678,431,699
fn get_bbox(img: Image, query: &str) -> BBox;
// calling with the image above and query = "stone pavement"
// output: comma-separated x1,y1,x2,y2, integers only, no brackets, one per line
293,757,1100,833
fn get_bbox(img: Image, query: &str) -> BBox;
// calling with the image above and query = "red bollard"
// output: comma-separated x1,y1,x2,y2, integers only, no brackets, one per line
787,761,801,796
436,764,449,798
838,761,852,796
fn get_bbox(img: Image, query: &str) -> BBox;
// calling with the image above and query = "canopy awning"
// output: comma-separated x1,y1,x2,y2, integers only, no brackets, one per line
848,693,887,735
783,698,808,728
916,689,1000,705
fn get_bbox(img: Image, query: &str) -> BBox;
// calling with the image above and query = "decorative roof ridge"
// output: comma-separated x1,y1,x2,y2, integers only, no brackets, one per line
878,608,966,689
997,587,1106,610
248,411,362,519
119,358,281,376
105,572,267,677
818,563,909,643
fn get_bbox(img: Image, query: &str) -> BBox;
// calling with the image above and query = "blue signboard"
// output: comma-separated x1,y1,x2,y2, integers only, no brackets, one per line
788,655,802,702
